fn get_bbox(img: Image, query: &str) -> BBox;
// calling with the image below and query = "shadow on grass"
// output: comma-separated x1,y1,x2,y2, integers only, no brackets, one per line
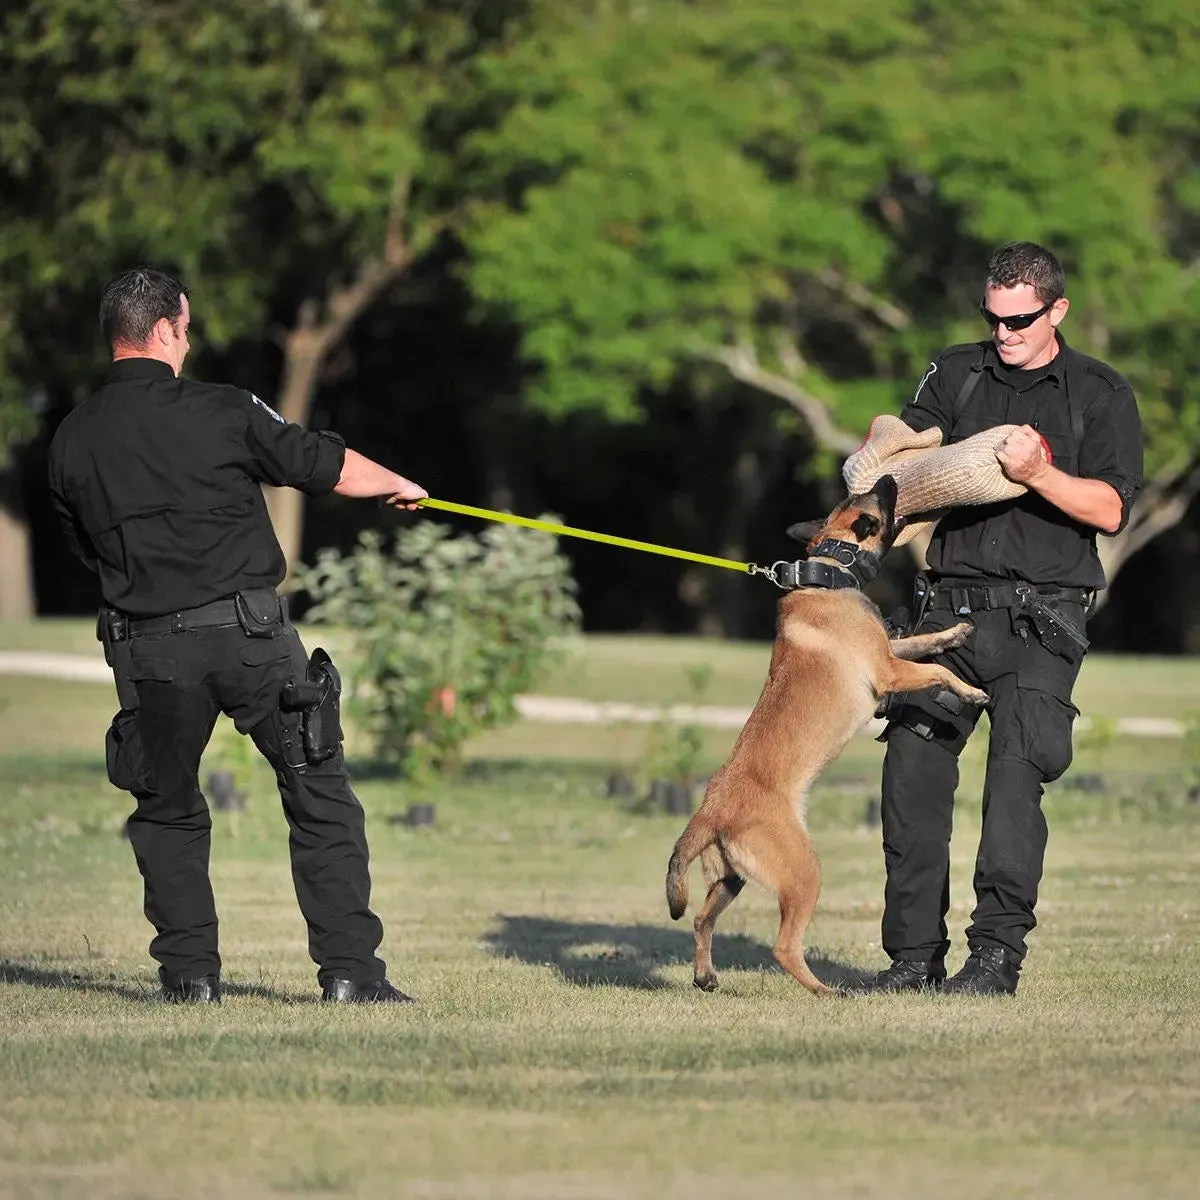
0,960,318,1005
483,914,874,992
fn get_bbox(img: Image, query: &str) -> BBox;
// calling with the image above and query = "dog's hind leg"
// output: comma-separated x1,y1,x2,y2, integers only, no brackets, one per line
693,846,745,992
730,824,834,997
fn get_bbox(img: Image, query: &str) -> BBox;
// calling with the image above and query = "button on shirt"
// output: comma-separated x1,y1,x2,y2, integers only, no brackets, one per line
899,337,1143,590
48,358,346,616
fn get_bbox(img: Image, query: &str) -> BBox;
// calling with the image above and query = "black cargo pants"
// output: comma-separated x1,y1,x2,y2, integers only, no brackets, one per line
105,618,385,988
878,598,1085,966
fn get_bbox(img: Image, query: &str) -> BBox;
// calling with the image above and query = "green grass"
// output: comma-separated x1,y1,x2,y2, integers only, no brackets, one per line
2,622,1200,1198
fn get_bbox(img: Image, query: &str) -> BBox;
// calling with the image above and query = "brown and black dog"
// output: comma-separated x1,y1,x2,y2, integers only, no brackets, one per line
664,474,987,996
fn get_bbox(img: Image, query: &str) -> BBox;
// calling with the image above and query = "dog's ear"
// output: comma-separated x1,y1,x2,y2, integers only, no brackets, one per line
785,520,824,546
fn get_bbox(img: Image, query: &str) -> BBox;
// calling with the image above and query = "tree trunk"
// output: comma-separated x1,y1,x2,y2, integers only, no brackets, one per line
1094,461,1200,611
0,460,35,619
264,334,325,585
264,174,420,586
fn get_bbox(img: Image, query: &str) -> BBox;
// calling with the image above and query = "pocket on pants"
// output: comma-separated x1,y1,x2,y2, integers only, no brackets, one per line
1008,688,1079,783
105,710,151,793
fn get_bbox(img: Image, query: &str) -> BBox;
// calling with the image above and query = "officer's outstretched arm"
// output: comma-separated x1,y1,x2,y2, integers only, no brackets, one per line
334,448,428,510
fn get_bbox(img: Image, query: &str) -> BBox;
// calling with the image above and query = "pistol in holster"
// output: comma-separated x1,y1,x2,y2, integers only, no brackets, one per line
280,647,343,767
1021,598,1090,664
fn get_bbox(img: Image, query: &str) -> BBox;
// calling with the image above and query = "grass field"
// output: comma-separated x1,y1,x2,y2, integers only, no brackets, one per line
1,621,1199,1199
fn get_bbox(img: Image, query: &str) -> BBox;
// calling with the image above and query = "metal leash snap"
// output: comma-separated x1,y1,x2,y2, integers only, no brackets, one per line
749,561,795,590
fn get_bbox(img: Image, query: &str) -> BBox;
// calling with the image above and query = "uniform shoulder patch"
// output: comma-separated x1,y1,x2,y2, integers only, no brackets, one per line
248,392,286,424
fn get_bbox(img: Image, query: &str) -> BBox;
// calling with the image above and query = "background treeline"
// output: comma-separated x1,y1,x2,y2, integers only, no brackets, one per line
3,0,1199,651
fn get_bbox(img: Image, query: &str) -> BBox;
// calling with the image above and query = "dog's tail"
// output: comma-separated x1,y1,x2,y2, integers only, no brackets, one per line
666,814,716,920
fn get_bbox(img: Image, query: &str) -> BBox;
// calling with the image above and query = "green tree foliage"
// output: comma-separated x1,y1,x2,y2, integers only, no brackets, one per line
462,0,1200,468
0,0,528,585
3,0,1199,627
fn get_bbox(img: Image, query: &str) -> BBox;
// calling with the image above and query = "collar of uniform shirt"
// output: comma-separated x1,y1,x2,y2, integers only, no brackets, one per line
985,335,1066,392
105,358,177,382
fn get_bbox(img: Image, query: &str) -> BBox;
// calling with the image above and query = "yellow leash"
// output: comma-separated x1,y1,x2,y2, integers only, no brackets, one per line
417,497,761,576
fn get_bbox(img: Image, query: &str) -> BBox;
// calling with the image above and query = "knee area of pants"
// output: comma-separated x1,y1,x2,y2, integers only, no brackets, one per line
883,832,950,855
988,752,1063,788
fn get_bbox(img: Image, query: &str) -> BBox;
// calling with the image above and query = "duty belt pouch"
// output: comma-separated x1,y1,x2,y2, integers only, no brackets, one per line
97,607,138,710
234,587,284,638
1024,598,1090,664
281,648,343,766
96,607,129,667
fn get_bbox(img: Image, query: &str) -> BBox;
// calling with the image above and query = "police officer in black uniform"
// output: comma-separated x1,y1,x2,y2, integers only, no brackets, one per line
864,242,1142,995
48,267,429,1005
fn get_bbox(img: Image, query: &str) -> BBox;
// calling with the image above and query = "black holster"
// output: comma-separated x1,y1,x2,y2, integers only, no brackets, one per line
1019,598,1090,664
281,648,343,766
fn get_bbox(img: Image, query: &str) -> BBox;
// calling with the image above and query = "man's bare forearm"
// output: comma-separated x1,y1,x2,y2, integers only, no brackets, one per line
334,448,428,508
1027,467,1123,534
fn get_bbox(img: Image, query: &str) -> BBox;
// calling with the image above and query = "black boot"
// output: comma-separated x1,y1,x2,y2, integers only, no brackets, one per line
853,958,945,994
321,976,417,1004
942,945,1020,996
161,972,221,1004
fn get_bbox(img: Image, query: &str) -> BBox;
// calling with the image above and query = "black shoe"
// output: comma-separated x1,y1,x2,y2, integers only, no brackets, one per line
942,945,1020,996
161,973,222,1004
853,958,945,994
321,976,417,1004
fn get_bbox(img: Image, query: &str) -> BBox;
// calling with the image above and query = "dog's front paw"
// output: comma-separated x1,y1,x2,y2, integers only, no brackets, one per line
963,686,990,707
941,621,974,649
693,971,720,993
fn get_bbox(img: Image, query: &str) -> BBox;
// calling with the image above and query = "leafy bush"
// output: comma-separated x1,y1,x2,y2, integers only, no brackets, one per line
641,663,713,788
296,519,581,778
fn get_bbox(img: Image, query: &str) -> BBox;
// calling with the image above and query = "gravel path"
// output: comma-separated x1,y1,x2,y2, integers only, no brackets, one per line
0,651,1185,738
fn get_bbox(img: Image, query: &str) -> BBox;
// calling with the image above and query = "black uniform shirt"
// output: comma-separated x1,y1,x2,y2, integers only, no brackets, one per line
899,336,1143,591
47,358,346,616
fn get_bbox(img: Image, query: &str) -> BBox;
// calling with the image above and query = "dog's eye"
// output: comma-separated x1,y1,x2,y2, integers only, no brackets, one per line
851,514,881,540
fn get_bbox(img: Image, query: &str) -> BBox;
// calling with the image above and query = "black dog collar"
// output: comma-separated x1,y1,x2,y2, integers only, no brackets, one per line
756,539,883,592
804,539,883,588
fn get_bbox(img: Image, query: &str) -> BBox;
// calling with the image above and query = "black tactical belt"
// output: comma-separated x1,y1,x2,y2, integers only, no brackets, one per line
929,581,1091,615
126,596,242,637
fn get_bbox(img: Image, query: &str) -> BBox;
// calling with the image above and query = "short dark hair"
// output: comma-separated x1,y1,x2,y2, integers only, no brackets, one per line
985,242,1065,304
100,267,188,348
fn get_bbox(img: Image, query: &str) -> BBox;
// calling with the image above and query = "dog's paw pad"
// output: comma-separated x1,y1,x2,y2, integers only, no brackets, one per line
693,974,720,993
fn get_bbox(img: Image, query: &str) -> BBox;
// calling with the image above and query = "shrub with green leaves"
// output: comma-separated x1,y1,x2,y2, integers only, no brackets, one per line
297,519,581,778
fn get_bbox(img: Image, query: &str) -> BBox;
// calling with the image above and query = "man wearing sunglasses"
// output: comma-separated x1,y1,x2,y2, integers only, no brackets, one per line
863,241,1143,996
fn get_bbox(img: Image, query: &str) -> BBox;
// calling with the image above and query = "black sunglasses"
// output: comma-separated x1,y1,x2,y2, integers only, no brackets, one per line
979,300,1052,331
